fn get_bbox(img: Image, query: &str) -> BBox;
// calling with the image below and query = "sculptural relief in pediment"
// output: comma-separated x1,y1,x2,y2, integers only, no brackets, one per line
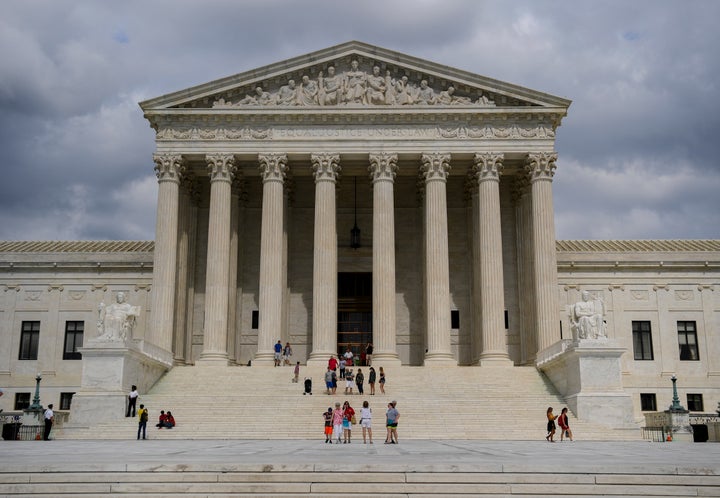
175,56,533,110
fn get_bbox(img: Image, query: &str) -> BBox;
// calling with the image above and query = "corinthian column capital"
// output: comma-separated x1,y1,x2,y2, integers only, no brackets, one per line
473,152,504,182
311,153,341,183
369,153,398,183
420,152,451,183
206,153,236,182
525,152,558,182
258,153,288,183
153,154,185,183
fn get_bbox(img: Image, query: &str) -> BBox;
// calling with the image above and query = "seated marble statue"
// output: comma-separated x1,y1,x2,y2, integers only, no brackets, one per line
238,86,273,105
97,292,141,341
569,291,607,340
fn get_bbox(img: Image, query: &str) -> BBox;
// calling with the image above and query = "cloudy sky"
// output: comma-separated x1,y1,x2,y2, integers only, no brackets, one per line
1,0,718,241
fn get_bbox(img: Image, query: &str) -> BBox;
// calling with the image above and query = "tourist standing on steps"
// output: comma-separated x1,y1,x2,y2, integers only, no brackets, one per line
283,342,293,366
328,355,338,372
355,368,364,395
137,404,148,440
331,369,338,395
558,407,573,441
345,368,355,395
385,401,399,444
293,361,300,383
274,340,283,367
379,366,386,394
368,367,376,395
342,400,355,443
343,346,354,366
323,407,333,443
126,385,138,417
43,404,54,441
546,407,556,442
360,400,373,444
324,367,333,394
365,342,373,366
332,402,344,443
338,358,346,381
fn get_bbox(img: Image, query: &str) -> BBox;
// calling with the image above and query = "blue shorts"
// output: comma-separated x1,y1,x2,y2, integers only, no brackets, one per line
326,381,333,389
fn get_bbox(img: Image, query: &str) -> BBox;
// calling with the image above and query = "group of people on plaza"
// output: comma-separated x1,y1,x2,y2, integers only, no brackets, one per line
128,386,176,440
274,340,294,367
546,406,574,442
323,399,399,445
324,349,384,396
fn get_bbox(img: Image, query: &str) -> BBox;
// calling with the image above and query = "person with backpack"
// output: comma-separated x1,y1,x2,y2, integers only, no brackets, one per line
558,407,573,441
137,404,148,440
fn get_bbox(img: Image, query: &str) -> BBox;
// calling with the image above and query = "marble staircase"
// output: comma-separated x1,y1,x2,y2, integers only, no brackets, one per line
59,365,640,441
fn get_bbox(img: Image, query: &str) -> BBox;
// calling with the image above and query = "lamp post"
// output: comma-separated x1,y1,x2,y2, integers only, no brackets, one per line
669,375,686,412
29,373,43,410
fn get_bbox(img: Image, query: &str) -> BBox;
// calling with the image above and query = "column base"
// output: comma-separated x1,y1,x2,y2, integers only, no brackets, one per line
370,353,401,367
195,355,229,366
477,352,513,367
424,352,456,366
307,350,335,367
252,351,276,367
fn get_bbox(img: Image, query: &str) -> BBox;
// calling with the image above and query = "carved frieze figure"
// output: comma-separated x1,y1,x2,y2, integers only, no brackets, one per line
97,291,141,342
276,80,298,105
318,66,342,106
415,79,436,105
366,65,387,105
394,75,413,105
344,59,367,104
238,86,273,106
568,291,607,340
299,75,318,105
438,86,473,105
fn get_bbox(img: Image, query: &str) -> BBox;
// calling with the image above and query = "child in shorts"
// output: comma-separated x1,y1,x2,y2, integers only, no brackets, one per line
323,407,333,443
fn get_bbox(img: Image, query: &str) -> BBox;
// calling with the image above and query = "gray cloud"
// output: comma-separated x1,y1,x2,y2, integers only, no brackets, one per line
1,0,718,241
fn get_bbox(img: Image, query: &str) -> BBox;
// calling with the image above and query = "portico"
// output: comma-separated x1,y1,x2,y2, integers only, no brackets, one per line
139,41,570,367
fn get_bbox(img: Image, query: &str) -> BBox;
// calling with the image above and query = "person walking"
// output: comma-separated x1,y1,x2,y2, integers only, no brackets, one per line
379,366,386,394
283,342,293,366
43,404,54,441
137,404,148,440
332,402,344,444
274,340,283,367
558,407,573,441
126,385,138,417
342,400,355,443
546,407,557,442
293,361,301,383
355,368,364,395
368,367,376,395
360,400,373,444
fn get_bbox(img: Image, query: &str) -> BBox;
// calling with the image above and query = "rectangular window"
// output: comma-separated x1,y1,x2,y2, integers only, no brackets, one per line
60,392,75,411
451,310,460,329
640,393,657,411
14,393,31,411
678,321,699,361
63,321,84,360
687,394,703,412
632,321,654,360
251,310,259,329
19,321,40,360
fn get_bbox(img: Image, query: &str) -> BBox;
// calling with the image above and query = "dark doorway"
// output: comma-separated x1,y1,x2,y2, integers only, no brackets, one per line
338,272,372,362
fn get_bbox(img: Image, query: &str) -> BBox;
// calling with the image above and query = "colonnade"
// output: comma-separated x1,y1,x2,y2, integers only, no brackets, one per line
147,151,560,366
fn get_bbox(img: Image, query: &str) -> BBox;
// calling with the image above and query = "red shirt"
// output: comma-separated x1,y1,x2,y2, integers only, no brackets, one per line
328,357,338,370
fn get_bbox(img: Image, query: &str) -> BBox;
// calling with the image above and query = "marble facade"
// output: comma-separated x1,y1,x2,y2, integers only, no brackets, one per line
0,43,718,429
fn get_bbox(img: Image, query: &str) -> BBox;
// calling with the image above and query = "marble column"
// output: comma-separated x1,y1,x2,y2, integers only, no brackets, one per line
198,154,237,364
307,154,341,365
226,177,243,365
473,153,512,365
420,153,456,365
149,154,184,357
255,153,288,366
369,153,401,365
514,177,537,365
173,177,195,364
525,152,560,353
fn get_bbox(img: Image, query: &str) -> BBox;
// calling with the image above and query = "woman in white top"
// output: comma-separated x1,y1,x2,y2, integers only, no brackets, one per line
360,400,373,444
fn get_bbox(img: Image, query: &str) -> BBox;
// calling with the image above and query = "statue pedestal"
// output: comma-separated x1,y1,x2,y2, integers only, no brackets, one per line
537,339,636,429
645,410,693,442
66,339,171,427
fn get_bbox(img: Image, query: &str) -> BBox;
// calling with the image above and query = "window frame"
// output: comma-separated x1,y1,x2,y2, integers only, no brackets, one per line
60,392,75,410
14,392,31,410
632,320,654,361
640,393,657,412
686,393,704,412
19,321,40,360
677,321,699,361
63,321,84,360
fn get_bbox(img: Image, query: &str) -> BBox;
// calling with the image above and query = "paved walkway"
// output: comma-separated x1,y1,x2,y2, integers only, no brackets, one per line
1,440,719,474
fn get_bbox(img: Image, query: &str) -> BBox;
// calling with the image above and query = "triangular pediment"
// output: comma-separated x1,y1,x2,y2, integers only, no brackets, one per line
140,41,570,112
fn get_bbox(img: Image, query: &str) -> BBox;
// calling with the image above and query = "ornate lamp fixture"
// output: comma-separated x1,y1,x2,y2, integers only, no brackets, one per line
350,177,361,249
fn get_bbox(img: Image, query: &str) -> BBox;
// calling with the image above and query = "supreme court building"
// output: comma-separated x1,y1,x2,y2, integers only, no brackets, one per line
1,42,718,431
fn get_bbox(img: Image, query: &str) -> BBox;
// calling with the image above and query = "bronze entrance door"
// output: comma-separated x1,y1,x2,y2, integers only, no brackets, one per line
337,272,372,365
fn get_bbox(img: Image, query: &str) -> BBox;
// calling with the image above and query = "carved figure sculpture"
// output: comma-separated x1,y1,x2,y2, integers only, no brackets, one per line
276,80,298,105
366,66,386,105
299,75,318,106
344,59,367,104
438,86,473,105
415,79,436,105
238,86,273,106
569,291,607,340
319,66,342,106
97,292,141,341
394,76,412,105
